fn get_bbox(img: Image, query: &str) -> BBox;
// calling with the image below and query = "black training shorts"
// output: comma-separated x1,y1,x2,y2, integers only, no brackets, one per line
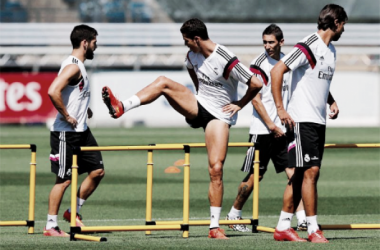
186,101,217,130
241,133,288,176
288,122,326,168
50,127,104,180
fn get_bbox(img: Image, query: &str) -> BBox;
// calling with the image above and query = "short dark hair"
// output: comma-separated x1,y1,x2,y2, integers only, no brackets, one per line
70,24,98,49
262,24,283,42
318,4,348,31
180,18,209,40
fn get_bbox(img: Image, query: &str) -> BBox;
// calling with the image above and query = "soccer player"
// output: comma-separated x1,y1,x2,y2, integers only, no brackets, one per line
102,18,262,239
271,4,347,243
44,24,105,237
225,24,307,233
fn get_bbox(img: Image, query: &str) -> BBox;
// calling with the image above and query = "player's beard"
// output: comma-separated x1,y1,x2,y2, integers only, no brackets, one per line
332,33,341,41
86,48,94,60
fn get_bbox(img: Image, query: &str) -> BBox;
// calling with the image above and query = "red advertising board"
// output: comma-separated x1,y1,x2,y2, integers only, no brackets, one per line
0,73,57,123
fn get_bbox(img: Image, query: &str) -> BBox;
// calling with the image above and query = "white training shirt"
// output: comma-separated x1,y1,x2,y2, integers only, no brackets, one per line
186,44,253,125
50,55,91,132
249,52,291,135
282,32,336,125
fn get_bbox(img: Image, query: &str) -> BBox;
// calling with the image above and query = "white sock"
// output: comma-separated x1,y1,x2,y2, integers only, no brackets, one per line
228,206,242,219
276,211,293,231
210,206,222,229
46,214,58,229
122,95,141,113
68,197,86,214
296,210,306,225
307,215,319,234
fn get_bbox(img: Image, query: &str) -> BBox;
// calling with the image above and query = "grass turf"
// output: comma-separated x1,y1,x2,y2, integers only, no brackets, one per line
0,126,379,249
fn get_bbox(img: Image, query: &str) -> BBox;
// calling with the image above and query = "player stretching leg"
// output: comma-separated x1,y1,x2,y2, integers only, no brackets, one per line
102,18,262,239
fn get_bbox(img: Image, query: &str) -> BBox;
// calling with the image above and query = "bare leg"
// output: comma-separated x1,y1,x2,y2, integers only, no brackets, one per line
205,120,229,207
77,169,105,200
136,76,198,120
48,177,71,215
232,173,263,210
302,166,320,216
285,168,305,212
281,168,304,213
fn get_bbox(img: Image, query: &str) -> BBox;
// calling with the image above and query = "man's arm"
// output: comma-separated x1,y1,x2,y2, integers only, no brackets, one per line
222,75,262,117
271,61,294,128
327,91,339,119
187,68,199,92
48,64,81,129
87,107,93,119
252,94,284,138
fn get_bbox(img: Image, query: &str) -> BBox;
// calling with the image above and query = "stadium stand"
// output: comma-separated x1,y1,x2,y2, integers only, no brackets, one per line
0,0,28,22
156,0,379,23
0,22,378,72
0,0,378,72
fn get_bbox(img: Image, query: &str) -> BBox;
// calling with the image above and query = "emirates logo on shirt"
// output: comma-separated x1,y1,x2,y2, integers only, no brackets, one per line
318,66,334,80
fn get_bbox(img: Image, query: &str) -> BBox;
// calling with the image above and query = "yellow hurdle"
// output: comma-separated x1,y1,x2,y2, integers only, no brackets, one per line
0,144,36,234
69,142,254,241
324,143,380,148
69,142,380,242
320,224,380,230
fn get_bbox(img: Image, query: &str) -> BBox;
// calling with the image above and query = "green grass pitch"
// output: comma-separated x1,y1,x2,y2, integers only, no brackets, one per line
0,126,379,249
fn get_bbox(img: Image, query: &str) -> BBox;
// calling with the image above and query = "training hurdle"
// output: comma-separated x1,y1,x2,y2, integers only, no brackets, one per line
0,144,37,234
152,143,274,233
68,142,263,241
154,143,380,233
316,143,380,231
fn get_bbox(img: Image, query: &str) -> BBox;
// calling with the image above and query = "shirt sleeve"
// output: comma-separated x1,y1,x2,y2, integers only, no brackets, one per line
282,43,316,71
249,64,268,86
223,57,253,84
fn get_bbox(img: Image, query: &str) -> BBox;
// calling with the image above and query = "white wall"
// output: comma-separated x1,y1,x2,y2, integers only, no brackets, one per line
89,71,379,128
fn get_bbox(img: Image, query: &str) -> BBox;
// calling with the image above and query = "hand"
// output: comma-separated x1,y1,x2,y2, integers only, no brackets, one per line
222,102,242,117
278,109,295,130
329,102,339,119
87,108,93,119
60,115,78,129
269,125,285,138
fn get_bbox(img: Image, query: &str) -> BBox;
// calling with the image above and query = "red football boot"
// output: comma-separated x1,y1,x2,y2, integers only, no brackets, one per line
102,86,124,118
274,228,307,242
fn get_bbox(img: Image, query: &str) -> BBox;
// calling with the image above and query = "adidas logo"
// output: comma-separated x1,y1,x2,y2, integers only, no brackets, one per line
320,56,324,61
48,219,54,222
282,217,291,221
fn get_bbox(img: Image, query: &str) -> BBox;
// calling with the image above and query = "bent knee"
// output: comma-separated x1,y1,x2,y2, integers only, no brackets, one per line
55,178,71,188
155,76,170,88
90,169,105,179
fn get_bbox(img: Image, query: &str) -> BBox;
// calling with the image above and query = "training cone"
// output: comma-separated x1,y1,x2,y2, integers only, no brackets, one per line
164,166,181,173
174,159,185,166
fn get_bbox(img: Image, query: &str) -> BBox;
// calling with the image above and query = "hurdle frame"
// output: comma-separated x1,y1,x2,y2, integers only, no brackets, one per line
68,142,266,241
317,143,380,230
152,143,380,232
0,144,37,234
69,144,192,242
68,142,379,242
151,142,274,233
